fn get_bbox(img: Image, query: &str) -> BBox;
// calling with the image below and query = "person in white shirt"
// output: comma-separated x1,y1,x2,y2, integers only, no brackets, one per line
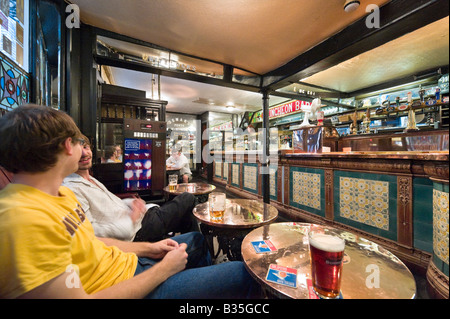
63,136,199,242
166,145,192,183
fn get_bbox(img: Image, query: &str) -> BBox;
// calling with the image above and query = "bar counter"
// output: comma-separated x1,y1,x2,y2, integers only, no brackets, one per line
283,150,448,158
211,149,449,298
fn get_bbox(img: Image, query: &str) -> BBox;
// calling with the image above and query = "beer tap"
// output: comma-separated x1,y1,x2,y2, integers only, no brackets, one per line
405,91,418,132
351,110,358,135
419,86,426,104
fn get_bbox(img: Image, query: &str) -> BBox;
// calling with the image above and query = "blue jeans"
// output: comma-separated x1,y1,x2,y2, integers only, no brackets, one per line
134,232,261,299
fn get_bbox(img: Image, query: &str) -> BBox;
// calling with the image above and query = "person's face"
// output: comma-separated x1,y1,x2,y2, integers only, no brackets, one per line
66,137,85,175
78,143,93,171
172,152,180,160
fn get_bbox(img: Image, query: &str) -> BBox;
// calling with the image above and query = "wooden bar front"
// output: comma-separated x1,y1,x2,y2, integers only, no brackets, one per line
212,150,449,298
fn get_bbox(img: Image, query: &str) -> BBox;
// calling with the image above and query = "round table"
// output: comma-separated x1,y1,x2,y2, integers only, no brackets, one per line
193,199,278,260
241,222,417,299
163,182,216,196
163,183,216,202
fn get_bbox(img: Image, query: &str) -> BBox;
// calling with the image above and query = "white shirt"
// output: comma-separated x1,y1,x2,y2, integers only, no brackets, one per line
166,153,192,176
63,173,158,241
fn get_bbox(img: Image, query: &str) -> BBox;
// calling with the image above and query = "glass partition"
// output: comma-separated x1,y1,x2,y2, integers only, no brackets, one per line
208,112,233,151
97,122,124,164
166,113,199,170
97,35,224,80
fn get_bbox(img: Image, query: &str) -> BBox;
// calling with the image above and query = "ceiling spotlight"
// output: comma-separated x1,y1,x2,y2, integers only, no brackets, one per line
344,0,360,13
226,102,235,109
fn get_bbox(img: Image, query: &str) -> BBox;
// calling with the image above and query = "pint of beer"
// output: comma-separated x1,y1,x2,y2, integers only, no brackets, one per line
168,174,178,192
309,229,345,299
209,192,226,222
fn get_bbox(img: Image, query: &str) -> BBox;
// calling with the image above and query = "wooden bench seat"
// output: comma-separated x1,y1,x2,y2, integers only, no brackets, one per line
0,166,12,191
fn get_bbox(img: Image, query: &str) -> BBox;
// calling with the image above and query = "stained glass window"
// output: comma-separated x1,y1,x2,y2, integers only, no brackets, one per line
0,0,29,112
0,53,29,110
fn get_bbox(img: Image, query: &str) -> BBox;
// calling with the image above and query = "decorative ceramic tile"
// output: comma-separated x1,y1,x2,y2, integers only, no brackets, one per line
339,177,389,230
269,167,277,198
292,171,321,210
223,163,228,180
413,177,434,254
232,164,240,186
433,189,449,265
215,162,222,178
243,164,258,191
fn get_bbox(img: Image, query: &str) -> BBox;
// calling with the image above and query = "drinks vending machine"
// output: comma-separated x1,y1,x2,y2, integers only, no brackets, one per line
123,119,167,197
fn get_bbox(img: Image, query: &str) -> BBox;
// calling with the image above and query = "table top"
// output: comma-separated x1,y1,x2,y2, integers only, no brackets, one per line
241,222,416,299
163,183,216,196
193,199,278,229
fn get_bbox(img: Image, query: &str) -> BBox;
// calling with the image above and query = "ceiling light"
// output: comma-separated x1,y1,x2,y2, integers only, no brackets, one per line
344,0,360,13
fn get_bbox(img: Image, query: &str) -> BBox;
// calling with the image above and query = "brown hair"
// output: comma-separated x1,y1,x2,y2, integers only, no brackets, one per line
0,104,83,173
80,134,92,149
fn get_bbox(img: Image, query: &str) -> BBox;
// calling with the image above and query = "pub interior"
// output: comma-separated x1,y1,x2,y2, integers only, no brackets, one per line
0,0,448,300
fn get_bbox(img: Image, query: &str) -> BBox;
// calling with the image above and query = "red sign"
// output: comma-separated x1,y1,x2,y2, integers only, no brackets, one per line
211,121,233,131
268,100,311,119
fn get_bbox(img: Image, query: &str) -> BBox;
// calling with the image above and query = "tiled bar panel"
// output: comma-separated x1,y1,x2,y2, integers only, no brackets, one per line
212,151,449,298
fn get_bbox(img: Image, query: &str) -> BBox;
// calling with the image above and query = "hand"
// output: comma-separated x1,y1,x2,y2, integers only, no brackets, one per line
147,238,180,259
159,243,188,277
129,199,147,223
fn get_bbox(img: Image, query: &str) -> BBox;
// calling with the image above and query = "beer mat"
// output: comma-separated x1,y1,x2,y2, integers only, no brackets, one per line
306,279,319,299
306,279,344,299
251,240,277,254
265,264,297,288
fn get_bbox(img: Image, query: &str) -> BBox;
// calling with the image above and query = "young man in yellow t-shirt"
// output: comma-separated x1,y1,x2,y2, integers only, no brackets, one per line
0,105,258,299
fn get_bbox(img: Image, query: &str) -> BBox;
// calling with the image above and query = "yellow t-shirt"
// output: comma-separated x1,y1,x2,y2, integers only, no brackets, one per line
0,184,138,299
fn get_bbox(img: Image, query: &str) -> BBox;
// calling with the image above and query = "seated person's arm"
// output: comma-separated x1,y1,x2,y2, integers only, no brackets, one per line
19,243,188,299
167,161,182,170
97,237,180,259
69,186,139,241
166,156,175,166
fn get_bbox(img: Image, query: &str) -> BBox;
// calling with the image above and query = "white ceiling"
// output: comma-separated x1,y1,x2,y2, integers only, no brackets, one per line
107,66,289,115
301,17,450,93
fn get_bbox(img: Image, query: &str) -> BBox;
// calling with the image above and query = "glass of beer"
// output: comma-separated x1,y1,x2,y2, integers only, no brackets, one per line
168,174,178,192
308,228,345,299
209,192,226,222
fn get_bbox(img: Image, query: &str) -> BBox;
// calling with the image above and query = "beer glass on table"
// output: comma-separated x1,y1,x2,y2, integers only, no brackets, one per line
168,174,178,192
209,192,226,222
308,228,345,299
